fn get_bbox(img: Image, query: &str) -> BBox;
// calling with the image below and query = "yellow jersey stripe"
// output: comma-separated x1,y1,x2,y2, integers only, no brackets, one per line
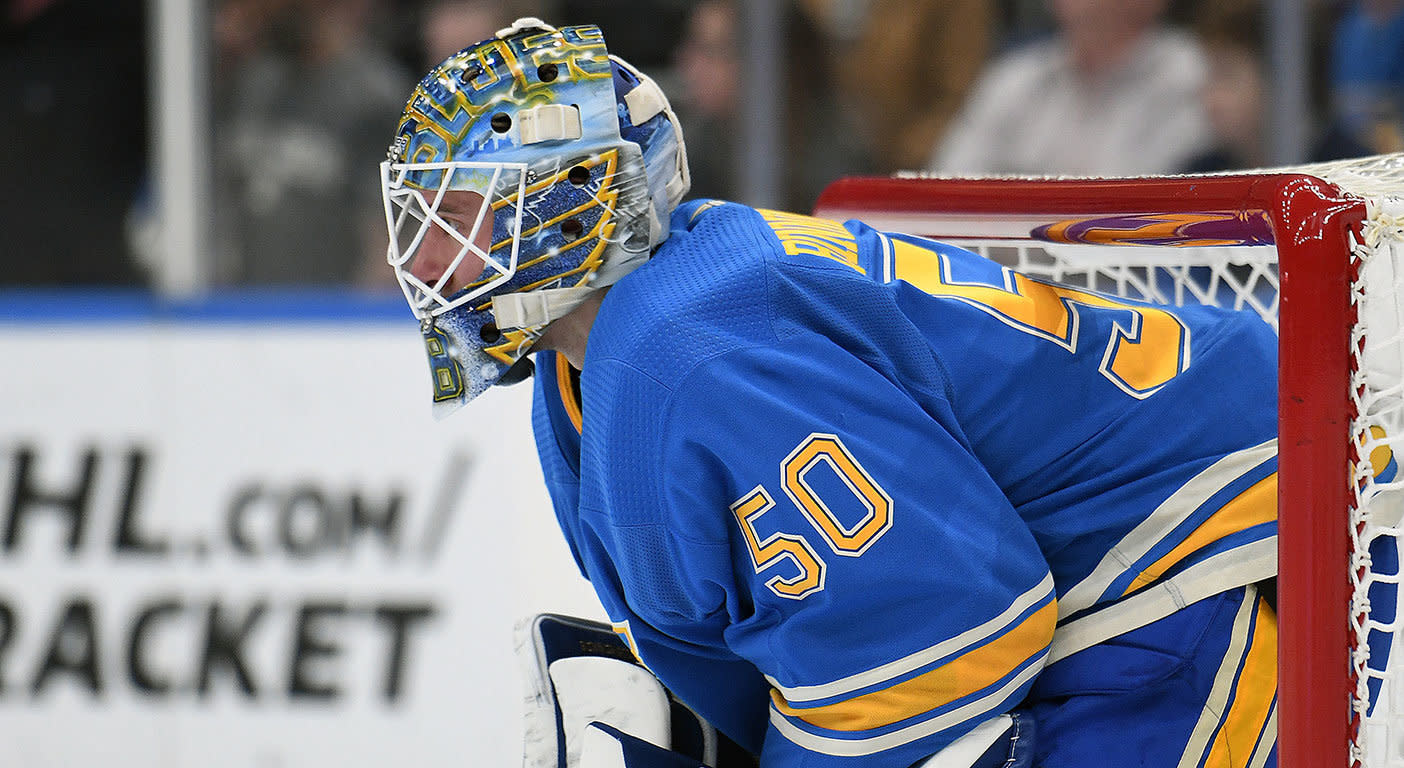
1176,586,1262,768
770,600,1055,732
770,573,1055,702
555,356,583,433
1204,597,1277,768
768,651,1046,757
1122,473,1277,597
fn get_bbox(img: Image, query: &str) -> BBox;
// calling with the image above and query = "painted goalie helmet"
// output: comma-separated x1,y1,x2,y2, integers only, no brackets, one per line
381,18,689,415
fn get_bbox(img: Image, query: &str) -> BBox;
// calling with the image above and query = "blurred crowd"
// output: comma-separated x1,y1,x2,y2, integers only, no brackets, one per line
3,0,1403,289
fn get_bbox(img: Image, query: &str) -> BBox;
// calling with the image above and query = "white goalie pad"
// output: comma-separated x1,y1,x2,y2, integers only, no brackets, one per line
516,614,722,768
550,656,671,767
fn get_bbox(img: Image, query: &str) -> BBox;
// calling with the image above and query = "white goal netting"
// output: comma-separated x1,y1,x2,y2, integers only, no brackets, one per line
1340,163,1404,768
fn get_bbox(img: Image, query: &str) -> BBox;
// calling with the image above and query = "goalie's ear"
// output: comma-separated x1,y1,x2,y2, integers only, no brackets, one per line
516,613,736,768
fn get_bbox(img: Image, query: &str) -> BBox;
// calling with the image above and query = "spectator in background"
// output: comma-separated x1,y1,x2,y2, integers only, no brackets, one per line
1,0,149,286
930,0,1212,176
672,0,868,211
1180,0,1266,172
558,0,690,72
419,0,506,69
1181,0,1371,173
803,0,992,173
672,1,739,203
1330,0,1404,154
213,0,412,287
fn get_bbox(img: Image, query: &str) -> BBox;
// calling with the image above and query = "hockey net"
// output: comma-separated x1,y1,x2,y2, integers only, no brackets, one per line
813,154,1404,768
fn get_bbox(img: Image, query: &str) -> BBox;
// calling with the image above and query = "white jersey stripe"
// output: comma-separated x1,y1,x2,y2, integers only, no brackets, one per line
1050,536,1274,664
1058,439,1277,619
1248,699,1278,768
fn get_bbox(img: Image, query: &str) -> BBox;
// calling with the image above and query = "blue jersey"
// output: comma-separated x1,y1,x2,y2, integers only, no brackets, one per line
530,200,1278,767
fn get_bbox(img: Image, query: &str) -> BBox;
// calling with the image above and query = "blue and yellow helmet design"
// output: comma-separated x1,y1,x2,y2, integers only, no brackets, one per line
380,18,689,416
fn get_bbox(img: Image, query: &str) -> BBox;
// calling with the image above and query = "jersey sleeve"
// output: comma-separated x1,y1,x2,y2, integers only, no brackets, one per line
579,333,1056,768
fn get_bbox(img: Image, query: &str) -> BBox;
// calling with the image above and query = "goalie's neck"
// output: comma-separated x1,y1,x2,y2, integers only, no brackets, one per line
536,289,609,372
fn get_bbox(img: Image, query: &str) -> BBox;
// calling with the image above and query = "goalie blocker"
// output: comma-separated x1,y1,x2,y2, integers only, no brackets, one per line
515,613,1031,768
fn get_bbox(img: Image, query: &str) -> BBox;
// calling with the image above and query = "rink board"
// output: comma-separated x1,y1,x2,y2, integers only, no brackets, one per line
0,291,603,768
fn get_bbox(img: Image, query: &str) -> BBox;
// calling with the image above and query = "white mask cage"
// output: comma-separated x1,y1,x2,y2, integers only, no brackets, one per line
380,159,529,319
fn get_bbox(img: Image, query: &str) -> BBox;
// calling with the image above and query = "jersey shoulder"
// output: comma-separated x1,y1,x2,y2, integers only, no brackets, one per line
591,203,768,381
593,201,895,385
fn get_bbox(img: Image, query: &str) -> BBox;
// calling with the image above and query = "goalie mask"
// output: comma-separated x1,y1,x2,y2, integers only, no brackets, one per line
381,18,689,416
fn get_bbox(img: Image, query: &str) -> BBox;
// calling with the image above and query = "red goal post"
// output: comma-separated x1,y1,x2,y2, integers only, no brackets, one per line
813,155,1404,768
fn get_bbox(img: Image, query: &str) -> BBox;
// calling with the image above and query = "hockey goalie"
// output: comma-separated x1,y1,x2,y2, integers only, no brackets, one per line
378,17,1284,768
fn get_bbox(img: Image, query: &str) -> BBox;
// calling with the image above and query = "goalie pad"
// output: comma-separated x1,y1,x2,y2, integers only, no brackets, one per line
516,613,731,768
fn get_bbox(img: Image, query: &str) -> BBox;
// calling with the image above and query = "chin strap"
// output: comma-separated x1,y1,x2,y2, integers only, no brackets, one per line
492,287,595,330
492,237,649,331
